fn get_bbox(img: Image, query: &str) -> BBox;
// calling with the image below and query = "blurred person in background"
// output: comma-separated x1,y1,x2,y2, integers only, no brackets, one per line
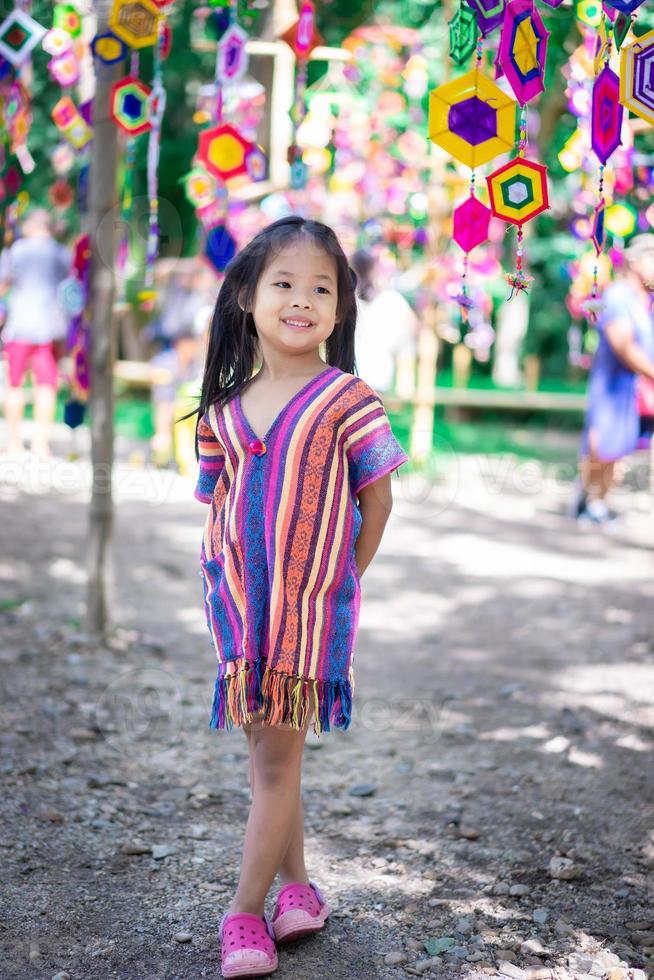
150,301,212,469
0,208,71,455
350,248,418,397
147,260,210,354
572,234,654,525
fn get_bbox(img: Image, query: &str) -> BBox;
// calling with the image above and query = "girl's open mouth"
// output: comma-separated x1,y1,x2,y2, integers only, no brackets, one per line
282,318,315,330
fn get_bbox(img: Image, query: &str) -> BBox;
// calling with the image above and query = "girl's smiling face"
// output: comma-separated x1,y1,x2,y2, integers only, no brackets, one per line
248,239,339,358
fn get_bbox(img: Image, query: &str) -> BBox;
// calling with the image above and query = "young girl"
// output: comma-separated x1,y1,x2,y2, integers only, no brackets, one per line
192,216,409,978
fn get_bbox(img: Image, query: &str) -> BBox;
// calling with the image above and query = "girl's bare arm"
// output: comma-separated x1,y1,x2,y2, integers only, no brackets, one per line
606,318,654,381
354,473,394,578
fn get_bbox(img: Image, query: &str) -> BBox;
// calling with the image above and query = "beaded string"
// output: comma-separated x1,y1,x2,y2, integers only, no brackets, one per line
587,16,614,321
116,50,140,307
140,18,166,306
505,104,532,300
457,35,485,324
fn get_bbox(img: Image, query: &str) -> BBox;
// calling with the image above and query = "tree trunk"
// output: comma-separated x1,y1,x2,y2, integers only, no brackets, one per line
85,0,121,636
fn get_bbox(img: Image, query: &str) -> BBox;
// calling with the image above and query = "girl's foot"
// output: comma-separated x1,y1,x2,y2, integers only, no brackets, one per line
219,910,278,978
271,880,330,944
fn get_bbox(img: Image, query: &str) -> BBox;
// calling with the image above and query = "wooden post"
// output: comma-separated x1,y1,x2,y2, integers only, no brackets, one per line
86,0,120,636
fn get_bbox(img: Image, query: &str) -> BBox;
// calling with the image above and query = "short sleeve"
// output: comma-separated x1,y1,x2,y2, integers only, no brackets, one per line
194,410,225,503
598,283,634,334
344,380,410,495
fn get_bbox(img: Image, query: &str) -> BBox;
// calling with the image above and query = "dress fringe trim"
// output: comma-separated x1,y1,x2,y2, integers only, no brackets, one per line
209,659,352,735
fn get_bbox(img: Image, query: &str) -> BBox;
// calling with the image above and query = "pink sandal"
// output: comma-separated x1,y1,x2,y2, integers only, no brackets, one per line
271,880,330,944
219,911,278,978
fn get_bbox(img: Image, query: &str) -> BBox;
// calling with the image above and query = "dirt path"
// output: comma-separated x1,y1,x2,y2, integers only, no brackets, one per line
1,430,653,980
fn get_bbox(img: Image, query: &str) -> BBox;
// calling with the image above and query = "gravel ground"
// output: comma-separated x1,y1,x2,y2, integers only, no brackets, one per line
1,426,653,980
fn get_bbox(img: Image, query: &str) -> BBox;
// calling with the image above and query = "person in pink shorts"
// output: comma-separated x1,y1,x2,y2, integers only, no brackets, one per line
0,209,70,455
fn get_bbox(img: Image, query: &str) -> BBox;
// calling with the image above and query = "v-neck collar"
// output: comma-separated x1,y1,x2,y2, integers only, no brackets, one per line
235,365,337,446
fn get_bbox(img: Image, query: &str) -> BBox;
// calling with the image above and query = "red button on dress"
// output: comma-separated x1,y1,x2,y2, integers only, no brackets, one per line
248,439,267,456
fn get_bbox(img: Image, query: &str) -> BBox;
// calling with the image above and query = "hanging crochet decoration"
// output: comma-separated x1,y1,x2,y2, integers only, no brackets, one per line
498,0,549,106
432,26,517,325
428,68,516,168
63,235,91,430
281,1,324,190
465,0,506,37
109,0,160,50
0,9,46,66
198,122,251,180
592,65,623,164
449,3,479,67
110,76,152,136
619,30,654,126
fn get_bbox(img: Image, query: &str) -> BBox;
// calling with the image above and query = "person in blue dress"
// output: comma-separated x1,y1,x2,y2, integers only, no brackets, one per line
574,234,654,524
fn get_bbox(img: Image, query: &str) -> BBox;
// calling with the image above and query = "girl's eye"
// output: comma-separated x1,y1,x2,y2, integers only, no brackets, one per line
273,281,330,295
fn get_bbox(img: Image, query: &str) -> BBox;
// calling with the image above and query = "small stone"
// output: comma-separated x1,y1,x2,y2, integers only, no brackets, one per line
632,971,648,980
497,962,526,979
642,946,654,956
494,882,511,895
347,783,377,797
509,884,530,897
606,971,627,980
413,957,443,973
422,868,440,880
424,937,455,956
406,938,423,952
496,950,518,963
87,773,112,788
121,841,151,855
624,921,652,931
548,856,580,880
631,931,654,946
327,803,353,816
68,727,99,741
52,973,72,980
592,952,621,970
455,918,475,936
553,918,574,937
532,908,549,926
384,951,407,966
524,969,551,980
459,826,481,840
151,844,176,860
466,951,487,962
520,938,549,957
174,932,192,943
448,945,470,958
187,824,210,840
567,953,594,973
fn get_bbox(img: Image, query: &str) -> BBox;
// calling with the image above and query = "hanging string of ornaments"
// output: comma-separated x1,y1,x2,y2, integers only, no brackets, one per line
429,0,652,336
186,0,271,274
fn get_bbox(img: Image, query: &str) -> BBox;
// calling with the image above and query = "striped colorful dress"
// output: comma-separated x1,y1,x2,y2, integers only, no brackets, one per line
194,364,409,736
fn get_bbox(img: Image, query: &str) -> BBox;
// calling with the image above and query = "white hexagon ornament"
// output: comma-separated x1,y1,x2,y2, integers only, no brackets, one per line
217,24,249,84
43,27,72,57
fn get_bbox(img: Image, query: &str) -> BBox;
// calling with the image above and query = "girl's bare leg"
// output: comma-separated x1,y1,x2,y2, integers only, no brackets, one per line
4,386,25,453
32,384,56,455
244,722,311,887
581,452,616,501
228,723,309,917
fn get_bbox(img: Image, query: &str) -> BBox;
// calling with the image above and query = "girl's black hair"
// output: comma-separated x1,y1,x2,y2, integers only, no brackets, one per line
181,216,359,457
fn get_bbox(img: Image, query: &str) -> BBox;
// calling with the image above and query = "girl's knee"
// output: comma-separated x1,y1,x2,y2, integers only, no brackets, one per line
252,731,304,785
